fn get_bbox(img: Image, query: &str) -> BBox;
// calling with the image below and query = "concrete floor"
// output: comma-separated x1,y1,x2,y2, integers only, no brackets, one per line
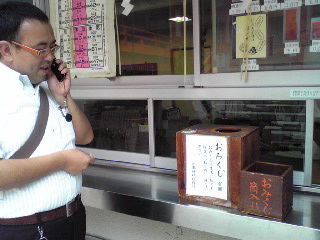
85,206,238,240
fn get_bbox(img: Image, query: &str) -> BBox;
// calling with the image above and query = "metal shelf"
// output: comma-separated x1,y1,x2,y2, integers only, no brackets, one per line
82,165,320,240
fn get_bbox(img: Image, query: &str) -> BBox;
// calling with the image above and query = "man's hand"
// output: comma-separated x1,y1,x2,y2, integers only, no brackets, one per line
0,149,95,190
47,58,71,106
61,149,95,175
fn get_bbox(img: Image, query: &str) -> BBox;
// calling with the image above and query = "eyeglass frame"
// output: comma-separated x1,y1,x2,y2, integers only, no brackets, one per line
7,40,60,57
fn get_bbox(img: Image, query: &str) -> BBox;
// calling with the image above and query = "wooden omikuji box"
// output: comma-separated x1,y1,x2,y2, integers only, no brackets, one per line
240,161,293,220
176,124,260,209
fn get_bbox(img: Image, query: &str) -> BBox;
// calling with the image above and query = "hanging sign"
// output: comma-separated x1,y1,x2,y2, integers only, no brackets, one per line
310,17,320,52
283,8,300,54
261,0,282,11
305,0,320,5
49,0,116,78
236,14,267,59
284,42,300,54
229,1,261,15
310,40,320,52
241,59,259,71
281,0,303,9
249,1,261,13
229,2,246,15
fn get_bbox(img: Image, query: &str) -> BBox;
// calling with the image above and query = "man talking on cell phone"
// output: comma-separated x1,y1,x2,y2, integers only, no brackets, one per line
0,2,95,240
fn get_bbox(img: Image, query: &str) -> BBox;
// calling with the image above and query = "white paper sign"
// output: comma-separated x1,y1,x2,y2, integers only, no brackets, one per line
229,3,246,15
121,0,134,16
186,134,228,200
305,0,320,5
229,1,260,15
284,42,300,54
261,0,282,12
281,0,302,9
310,40,320,52
241,59,260,71
290,89,320,98
50,0,116,78
249,1,261,12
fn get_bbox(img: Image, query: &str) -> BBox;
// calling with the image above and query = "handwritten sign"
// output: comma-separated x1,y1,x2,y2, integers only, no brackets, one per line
229,2,246,16
249,178,273,216
186,134,228,200
229,1,260,16
281,0,302,9
240,162,293,220
241,59,259,71
305,0,320,5
284,42,300,54
236,14,267,59
261,0,282,11
50,0,116,78
249,1,261,13
310,40,320,52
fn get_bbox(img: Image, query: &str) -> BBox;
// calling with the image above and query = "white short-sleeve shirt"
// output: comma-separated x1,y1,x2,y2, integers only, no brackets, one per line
0,62,81,218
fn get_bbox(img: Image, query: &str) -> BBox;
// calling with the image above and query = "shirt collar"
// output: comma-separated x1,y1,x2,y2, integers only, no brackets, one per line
0,62,36,90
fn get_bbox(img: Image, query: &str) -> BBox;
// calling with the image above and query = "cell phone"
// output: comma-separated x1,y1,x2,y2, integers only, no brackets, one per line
51,58,66,82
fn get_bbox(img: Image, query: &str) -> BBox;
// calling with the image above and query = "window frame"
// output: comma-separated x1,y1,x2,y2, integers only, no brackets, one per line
71,87,316,187
45,0,320,190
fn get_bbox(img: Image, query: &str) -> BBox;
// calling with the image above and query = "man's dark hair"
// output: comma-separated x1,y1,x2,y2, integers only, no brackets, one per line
0,1,49,42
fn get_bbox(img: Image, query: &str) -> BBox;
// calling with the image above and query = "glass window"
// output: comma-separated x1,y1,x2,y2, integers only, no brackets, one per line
75,100,149,154
116,0,193,75
155,100,306,171
313,99,320,185
200,0,320,73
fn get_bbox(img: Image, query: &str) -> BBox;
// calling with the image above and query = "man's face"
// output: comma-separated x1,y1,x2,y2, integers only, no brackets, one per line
11,19,56,85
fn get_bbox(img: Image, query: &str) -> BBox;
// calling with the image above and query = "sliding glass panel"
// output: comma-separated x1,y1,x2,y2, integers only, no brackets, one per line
200,0,320,73
75,100,149,154
155,100,306,171
312,99,320,185
116,0,193,75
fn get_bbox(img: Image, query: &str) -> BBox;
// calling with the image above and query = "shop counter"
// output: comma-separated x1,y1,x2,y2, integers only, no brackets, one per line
82,164,320,240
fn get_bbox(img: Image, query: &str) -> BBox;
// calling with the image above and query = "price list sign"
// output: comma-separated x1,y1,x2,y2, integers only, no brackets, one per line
185,134,228,200
50,0,116,78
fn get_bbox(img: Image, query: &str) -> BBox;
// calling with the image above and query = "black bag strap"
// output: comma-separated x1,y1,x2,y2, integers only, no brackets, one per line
10,87,49,159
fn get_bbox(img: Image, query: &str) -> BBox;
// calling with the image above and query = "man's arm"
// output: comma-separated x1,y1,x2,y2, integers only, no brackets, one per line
0,148,94,190
66,94,94,145
46,59,94,145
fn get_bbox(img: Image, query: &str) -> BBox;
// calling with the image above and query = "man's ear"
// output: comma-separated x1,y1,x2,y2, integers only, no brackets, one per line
0,41,13,60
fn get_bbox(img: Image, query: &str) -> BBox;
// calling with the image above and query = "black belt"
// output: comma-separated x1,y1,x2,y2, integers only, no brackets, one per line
0,195,81,225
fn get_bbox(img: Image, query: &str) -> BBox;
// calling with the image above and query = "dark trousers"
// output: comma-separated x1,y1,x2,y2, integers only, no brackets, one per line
0,202,86,240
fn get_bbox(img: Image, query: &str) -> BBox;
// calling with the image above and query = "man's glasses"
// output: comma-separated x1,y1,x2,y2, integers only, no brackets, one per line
8,41,60,57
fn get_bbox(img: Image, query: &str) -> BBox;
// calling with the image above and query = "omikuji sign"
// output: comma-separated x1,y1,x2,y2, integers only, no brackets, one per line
240,162,293,220
186,135,228,200
176,124,260,209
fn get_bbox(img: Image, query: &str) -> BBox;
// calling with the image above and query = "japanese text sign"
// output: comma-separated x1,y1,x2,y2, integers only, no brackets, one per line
186,134,228,200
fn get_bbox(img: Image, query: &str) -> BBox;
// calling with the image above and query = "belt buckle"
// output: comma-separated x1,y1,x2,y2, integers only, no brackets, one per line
66,199,73,218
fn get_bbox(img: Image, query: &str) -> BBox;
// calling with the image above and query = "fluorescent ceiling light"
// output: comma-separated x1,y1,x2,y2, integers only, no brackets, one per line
168,16,192,22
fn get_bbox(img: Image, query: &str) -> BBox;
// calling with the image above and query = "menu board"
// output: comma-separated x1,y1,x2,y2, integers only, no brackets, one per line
49,0,116,78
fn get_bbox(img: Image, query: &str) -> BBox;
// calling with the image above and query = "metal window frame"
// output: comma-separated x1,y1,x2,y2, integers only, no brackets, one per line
34,0,50,15
71,87,315,187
